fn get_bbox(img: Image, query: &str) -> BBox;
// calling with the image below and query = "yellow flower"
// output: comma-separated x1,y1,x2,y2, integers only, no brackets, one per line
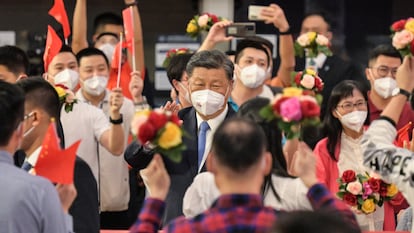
158,122,182,149
306,68,317,76
186,19,198,34
307,32,317,42
283,87,303,97
54,86,66,99
405,19,414,33
361,199,376,214
386,183,398,197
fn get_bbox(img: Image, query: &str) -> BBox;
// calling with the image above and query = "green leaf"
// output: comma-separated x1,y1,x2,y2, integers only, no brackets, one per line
294,42,305,58
259,105,276,122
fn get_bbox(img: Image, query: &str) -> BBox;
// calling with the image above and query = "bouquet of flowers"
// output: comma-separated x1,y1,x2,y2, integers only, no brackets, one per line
337,170,399,214
294,32,332,59
292,69,324,103
390,18,414,57
260,87,321,139
54,84,77,113
186,13,224,39
162,47,193,68
130,109,186,162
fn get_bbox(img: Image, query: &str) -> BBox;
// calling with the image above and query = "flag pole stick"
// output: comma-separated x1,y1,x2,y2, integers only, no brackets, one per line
117,32,123,88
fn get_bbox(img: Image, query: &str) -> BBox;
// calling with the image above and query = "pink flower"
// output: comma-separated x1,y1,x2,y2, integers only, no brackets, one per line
300,74,316,89
280,97,302,121
65,91,76,104
346,181,363,195
362,182,373,200
297,33,311,47
197,14,209,28
316,34,329,46
392,30,414,49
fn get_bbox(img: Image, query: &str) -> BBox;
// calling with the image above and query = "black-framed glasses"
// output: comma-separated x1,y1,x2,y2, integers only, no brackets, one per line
370,66,398,78
337,100,367,112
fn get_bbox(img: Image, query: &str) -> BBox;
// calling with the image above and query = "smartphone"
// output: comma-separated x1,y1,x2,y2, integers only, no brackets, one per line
226,23,256,37
248,5,266,21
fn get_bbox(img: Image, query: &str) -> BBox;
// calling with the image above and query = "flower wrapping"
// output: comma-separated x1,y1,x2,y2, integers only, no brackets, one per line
186,13,224,39
162,47,193,68
390,18,414,57
260,87,321,139
130,109,186,163
337,170,398,214
54,84,77,113
294,32,332,58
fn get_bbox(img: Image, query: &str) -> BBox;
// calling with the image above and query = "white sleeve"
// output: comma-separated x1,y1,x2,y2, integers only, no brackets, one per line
182,172,220,218
361,119,414,207
90,106,110,141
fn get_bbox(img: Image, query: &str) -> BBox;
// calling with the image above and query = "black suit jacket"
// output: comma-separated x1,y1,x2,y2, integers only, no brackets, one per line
124,105,236,225
296,55,368,118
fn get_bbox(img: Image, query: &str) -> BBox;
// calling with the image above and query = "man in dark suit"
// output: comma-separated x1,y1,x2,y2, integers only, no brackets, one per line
125,50,236,225
297,12,367,119
16,77,100,233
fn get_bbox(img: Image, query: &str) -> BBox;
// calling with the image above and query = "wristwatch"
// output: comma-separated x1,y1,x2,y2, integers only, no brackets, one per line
392,87,412,100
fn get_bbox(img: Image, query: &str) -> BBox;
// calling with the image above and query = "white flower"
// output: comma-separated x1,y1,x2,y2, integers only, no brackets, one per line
297,33,311,46
316,34,329,46
300,74,316,89
197,14,209,28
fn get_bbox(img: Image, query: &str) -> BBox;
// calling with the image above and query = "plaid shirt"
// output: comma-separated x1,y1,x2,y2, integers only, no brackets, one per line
130,184,358,233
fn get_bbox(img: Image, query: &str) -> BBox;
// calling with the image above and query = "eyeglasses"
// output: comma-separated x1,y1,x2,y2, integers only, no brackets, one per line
337,100,367,112
23,112,34,120
370,66,398,78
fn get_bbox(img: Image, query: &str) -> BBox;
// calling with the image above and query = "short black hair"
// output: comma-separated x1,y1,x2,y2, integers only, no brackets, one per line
76,47,109,67
16,77,60,120
303,12,333,30
0,45,30,76
0,80,25,146
93,12,123,34
272,210,361,233
235,39,271,67
59,44,75,55
186,50,234,81
166,53,194,89
368,44,402,66
212,117,266,172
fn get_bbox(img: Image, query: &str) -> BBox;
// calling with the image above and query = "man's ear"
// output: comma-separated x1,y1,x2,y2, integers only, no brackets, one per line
325,31,333,41
206,152,216,173
262,152,272,176
171,79,180,92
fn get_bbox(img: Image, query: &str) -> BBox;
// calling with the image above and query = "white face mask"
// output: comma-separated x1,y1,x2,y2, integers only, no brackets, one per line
82,75,108,96
98,43,116,64
53,69,79,91
374,77,397,99
238,64,267,88
177,81,191,103
336,110,367,133
191,89,226,116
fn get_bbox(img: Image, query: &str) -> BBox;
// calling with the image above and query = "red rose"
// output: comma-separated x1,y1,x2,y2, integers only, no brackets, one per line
272,97,289,114
391,19,407,32
368,178,381,192
341,170,356,183
410,39,414,55
294,72,303,86
379,181,388,197
314,77,324,92
169,114,182,126
343,193,357,206
300,100,320,117
148,111,168,130
137,122,156,144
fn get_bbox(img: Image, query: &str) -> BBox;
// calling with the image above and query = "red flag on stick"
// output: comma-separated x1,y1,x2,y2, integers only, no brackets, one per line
395,121,412,147
48,0,71,43
35,120,80,184
122,7,134,56
43,25,63,72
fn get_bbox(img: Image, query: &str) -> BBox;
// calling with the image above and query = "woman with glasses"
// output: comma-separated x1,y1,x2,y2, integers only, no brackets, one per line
313,80,397,231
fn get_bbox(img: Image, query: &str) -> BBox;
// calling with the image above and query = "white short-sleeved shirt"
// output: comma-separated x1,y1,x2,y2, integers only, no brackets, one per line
76,90,134,211
183,171,312,217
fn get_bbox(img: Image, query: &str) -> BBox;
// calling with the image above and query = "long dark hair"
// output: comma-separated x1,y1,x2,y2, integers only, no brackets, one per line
322,80,369,161
237,97,292,202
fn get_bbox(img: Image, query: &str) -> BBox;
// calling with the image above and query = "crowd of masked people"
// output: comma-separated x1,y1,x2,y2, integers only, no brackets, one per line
0,1,413,233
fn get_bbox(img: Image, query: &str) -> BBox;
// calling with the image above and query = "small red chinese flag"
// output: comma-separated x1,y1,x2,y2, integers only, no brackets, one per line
395,121,412,147
122,7,134,55
48,0,71,41
35,121,80,184
43,25,63,72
